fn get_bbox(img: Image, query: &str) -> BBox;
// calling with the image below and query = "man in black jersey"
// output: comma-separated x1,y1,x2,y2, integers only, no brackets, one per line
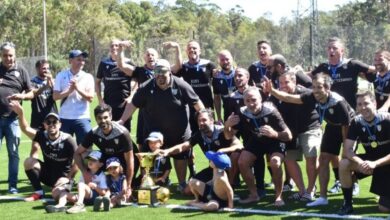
266,73,354,207
10,101,77,210
248,40,273,88
30,59,57,129
373,50,390,112
225,87,292,206
157,109,243,194
213,50,236,122
119,59,205,192
338,91,390,215
75,105,135,198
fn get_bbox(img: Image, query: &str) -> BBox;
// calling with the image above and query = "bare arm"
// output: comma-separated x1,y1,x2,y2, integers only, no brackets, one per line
117,42,136,76
217,137,243,153
161,141,192,156
223,113,239,139
124,150,134,196
193,100,205,112
270,88,303,104
74,145,92,182
163,41,182,74
95,78,105,106
9,101,36,140
214,94,222,122
342,138,364,164
73,79,94,102
30,141,40,159
118,102,138,125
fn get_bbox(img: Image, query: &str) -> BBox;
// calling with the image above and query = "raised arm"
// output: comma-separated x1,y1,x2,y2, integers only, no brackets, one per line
163,41,182,74
9,101,36,139
117,41,136,76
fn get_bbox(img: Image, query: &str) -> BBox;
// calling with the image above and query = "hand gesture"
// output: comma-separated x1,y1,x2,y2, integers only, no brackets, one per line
119,40,134,48
225,112,240,127
9,100,23,115
259,125,278,138
162,41,180,49
88,182,97,189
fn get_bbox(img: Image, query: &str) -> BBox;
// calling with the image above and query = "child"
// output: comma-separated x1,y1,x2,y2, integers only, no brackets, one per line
187,151,234,211
137,132,171,187
104,157,127,208
66,151,108,214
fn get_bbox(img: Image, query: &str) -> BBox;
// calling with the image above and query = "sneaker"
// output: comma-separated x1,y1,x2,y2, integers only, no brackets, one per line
24,192,44,202
176,182,187,194
338,203,353,215
306,197,328,207
66,203,86,214
352,182,360,197
8,187,18,194
102,196,110,211
264,182,274,188
45,205,67,213
328,180,341,194
257,188,267,199
283,183,294,192
93,196,103,211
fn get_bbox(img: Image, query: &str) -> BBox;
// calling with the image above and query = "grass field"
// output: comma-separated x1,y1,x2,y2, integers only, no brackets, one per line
0,98,388,219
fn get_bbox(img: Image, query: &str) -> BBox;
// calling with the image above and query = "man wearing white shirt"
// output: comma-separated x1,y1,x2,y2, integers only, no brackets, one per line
53,50,94,144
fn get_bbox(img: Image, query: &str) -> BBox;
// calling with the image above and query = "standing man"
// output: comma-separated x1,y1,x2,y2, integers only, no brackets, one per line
53,50,94,145
338,91,390,215
224,87,292,206
30,59,57,129
74,105,134,198
119,59,205,192
0,42,34,194
248,40,272,88
372,50,390,112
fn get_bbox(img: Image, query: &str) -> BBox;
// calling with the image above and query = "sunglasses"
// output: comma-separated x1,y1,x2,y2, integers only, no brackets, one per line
154,68,170,75
45,120,59,126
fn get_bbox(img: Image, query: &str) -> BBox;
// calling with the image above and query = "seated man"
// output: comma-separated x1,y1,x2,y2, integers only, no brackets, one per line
338,91,390,215
186,151,234,211
9,101,77,212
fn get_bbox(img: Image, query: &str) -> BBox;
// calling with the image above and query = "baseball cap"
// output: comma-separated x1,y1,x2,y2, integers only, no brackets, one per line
69,49,88,59
44,112,60,121
154,59,171,74
86,150,102,161
205,151,231,170
146,131,164,143
106,157,121,169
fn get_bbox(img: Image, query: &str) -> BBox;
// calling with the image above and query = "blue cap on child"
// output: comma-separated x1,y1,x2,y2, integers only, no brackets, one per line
205,151,231,170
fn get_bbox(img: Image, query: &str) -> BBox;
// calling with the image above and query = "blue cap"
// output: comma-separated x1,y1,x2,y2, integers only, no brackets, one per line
106,157,121,169
205,151,231,170
86,150,102,161
69,49,88,59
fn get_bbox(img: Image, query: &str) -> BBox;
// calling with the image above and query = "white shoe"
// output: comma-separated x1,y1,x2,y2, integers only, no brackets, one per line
353,182,360,196
306,197,328,207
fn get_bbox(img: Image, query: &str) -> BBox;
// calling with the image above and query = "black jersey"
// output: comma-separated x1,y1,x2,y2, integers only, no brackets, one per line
248,61,269,88
96,57,134,107
177,59,216,108
30,76,57,129
0,63,31,118
300,91,354,126
212,70,236,118
33,131,76,176
82,122,133,167
312,59,370,108
189,125,233,153
228,90,245,115
133,66,154,85
373,72,390,110
132,75,200,147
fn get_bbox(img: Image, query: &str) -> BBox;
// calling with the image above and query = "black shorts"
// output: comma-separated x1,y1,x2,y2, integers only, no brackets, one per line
170,150,191,160
379,196,390,209
199,184,228,209
321,124,343,155
245,141,286,158
38,160,66,187
192,167,213,183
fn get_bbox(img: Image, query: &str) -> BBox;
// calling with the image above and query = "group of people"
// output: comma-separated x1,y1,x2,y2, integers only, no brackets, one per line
0,36,389,215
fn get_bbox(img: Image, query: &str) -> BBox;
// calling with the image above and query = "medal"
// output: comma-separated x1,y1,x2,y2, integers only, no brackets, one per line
371,141,378,148
380,95,384,100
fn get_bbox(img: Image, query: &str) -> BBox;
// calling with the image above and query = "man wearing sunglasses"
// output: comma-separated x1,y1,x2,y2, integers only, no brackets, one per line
10,101,77,210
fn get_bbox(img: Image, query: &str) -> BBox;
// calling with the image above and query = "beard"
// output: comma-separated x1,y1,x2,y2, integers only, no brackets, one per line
99,121,112,130
199,123,213,134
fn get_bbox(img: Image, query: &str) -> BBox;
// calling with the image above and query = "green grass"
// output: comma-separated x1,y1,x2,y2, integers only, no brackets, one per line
0,98,387,219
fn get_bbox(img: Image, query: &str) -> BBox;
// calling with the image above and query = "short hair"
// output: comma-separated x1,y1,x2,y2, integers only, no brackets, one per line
195,108,214,121
257,40,271,47
0,42,15,51
218,49,233,59
243,87,261,100
279,70,296,82
313,73,333,89
94,105,112,117
271,54,287,68
235,67,250,78
356,90,376,103
327,37,345,49
35,59,49,69
375,49,390,61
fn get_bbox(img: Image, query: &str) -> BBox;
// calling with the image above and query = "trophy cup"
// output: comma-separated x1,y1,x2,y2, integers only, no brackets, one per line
136,153,160,206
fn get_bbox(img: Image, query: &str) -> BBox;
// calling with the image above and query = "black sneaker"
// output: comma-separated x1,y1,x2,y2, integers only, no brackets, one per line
257,188,267,199
102,196,110,211
45,205,67,213
93,196,103,211
338,204,353,215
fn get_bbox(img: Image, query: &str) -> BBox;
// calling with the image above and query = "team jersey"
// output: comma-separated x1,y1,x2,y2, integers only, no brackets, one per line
212,69,236,118
373,72,390,110
189,125,233,153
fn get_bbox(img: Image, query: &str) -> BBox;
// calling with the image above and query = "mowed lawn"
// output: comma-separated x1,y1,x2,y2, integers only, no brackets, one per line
0,98,387,219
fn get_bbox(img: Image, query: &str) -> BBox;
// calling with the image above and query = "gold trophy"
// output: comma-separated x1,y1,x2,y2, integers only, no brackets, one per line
136,153,160,206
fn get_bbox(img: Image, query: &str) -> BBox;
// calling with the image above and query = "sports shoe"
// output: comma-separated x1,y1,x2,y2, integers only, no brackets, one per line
24,192,44,202
264,182,274,188
328,180,341,194
352,182,360,197
93,196,103,211
257,188,267,199
288,192,313,202
66,203,86,214
338,203,353,215
306,197,328,207
45,205,67,213
102,196,110,211
176,182,187,194
283,183,294,192
8,187,18,194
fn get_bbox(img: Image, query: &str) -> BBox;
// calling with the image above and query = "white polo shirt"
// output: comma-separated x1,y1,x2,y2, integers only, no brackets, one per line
54,69,94,119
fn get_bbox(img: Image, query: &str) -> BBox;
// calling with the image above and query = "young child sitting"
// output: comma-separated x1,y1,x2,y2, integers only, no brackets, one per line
187,151,234,211
104,157,127,208
66,151,108,214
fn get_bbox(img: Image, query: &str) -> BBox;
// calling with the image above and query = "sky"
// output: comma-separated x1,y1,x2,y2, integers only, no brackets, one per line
133,0,363,23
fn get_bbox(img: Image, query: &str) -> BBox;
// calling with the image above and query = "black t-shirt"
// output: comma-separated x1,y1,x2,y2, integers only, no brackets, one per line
271,86,320,136
212,70,236,117
248,61,269,88
228,90,245,115
133,66,154,85
300,91,354,126
96,57,134,108
177,59,216,108
82,122,133,167
33,131,77,176
348,112,390,159
271,70,312,90
311,59,370,108
132,75,200,147
30,76,58,129
189,125,233,153
0,63,31,118
233,102,288,148
373,72,390,110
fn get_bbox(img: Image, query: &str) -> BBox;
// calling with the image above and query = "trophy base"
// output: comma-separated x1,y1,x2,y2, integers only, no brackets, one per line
138,186,160,207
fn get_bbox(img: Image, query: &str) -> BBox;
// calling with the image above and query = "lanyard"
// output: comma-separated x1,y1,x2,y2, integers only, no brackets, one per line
252,118,261,131
328,60,343,79
153,157,162,177
186,61,201,72
375,71,390,92
256,62,267,79
362,116,379,141
111,176,123,192
144,67,154,78
317,102,329,124
220,69,235,90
